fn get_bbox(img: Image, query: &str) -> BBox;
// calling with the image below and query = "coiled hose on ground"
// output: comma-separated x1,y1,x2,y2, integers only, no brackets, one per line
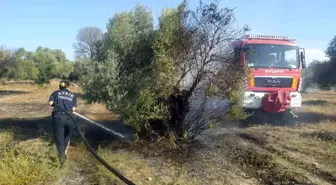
55,105,136,185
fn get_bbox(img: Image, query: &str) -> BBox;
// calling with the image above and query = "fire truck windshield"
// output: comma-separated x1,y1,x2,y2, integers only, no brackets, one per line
245,44,299,69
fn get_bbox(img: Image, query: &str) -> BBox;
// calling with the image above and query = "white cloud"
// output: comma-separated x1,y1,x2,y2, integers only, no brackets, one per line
305,49,329,65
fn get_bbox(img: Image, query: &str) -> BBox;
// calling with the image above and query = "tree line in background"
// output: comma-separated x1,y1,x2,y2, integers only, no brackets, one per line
0,46,73,83
302,35,336,91
0,25,103,83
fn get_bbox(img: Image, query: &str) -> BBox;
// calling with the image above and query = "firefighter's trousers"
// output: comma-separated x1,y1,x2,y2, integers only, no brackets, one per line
52,113,74,163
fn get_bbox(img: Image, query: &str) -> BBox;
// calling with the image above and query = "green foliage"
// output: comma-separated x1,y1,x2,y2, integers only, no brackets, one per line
121,88,167,132
208,65,250,120
83,0,249,139
301,35,336,91
106,4,155,93
57,61,74,79
83,4,162,132
326,35,336,61
0,131,62,185
69,59,90,82
151,4,190,97
302,59,336,91
33,50,60,83
208,121,216,129
226,88,248,121
0,47,17,78
82,58,118,104
286,34,336,92
0,46,73,83
17,60,40,80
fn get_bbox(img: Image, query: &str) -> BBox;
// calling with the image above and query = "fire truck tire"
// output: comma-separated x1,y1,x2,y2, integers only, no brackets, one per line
278,110,299,125
241,109,299,125
243,108,256,117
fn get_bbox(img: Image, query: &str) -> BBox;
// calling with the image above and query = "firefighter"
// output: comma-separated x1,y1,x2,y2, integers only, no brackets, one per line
48,80,77,166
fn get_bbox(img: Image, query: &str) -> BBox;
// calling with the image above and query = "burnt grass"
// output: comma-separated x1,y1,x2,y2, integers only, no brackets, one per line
0,115,134,150
1,83,336,185
213,133,313,185
1,113,325,185
239,132,336,185
99,129,316,185
0,90,30,97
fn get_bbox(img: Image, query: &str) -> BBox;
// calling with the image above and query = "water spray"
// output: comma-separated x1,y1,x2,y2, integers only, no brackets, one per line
72,112,126,139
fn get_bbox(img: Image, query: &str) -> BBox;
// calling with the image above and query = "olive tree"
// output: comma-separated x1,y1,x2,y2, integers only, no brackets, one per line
82,0,249,140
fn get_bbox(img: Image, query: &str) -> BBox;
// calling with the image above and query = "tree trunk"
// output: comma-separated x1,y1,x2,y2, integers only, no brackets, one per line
167,89,190,137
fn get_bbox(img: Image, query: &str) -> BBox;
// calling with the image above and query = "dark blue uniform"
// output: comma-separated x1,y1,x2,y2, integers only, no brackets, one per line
49,88,77,164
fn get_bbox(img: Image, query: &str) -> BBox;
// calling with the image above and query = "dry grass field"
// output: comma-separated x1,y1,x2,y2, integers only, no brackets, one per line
0,80,335,185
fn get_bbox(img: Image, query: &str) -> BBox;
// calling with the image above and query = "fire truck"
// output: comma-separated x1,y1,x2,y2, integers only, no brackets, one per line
231,35,307,118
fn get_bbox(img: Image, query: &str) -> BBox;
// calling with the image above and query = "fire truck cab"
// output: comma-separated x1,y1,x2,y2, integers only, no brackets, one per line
231,35,306,115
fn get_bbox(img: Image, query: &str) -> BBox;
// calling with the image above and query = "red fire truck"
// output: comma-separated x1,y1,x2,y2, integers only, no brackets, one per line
231,35,306,118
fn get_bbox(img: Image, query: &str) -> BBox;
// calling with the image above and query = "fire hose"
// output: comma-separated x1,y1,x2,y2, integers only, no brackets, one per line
55,105,136,185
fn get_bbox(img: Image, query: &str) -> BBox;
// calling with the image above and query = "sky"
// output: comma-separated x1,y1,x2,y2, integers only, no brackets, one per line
1,0,334,65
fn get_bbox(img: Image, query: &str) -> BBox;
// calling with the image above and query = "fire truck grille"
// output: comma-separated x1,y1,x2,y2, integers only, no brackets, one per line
254,77,293,88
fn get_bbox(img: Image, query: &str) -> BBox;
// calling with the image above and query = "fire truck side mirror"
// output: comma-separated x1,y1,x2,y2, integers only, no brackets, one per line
300,51,306,69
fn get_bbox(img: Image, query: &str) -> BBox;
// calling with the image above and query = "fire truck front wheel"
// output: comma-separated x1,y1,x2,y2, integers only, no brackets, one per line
243,108,257,117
